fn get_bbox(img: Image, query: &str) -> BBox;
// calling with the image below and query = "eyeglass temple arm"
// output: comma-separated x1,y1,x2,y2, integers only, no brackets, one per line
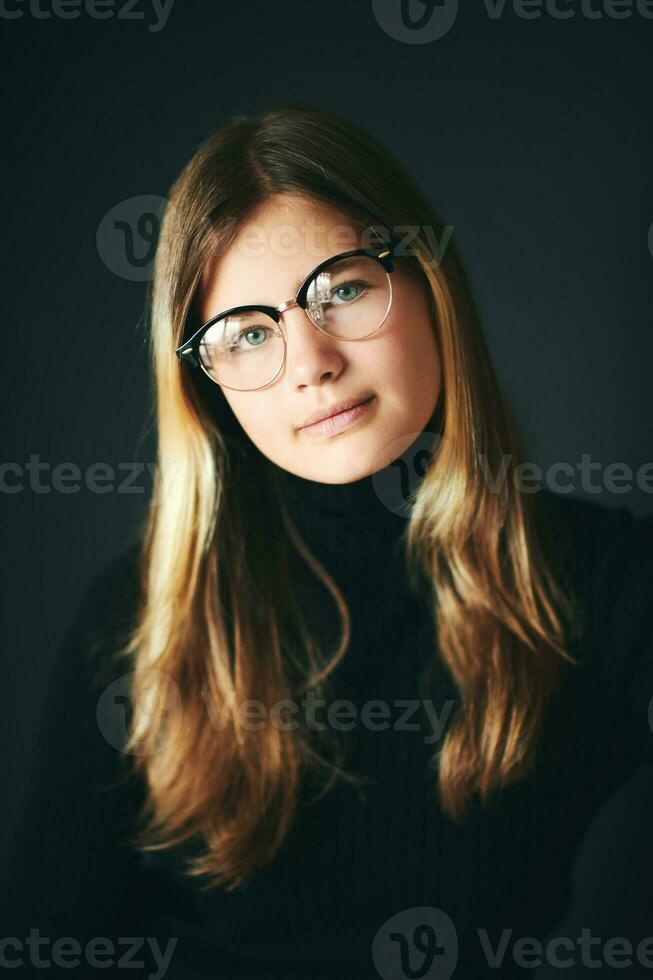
178,347,199,366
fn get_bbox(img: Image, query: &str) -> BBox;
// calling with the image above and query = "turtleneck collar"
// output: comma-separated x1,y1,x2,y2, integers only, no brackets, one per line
284,467,399,520
278,459,414,525
272,458,425,581
272,456,432,623
274,404,441,531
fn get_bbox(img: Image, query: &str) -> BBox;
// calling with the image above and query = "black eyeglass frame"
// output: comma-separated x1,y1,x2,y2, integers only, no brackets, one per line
175,243,400,391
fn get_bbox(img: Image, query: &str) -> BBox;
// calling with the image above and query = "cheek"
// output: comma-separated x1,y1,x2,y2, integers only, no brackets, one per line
412,320,440,386
221,391,266,439
380,301,440,393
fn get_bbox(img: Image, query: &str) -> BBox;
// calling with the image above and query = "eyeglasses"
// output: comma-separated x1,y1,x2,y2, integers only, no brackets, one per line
175,244,399,392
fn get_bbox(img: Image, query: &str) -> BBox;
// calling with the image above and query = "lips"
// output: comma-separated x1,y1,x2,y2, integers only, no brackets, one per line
299,394,375,429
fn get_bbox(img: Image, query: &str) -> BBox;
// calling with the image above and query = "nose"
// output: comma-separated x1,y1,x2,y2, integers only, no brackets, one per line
279,304,344,388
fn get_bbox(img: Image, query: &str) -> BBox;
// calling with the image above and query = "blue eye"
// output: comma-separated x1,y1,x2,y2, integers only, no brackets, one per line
230,326,270,352
331,280,369,304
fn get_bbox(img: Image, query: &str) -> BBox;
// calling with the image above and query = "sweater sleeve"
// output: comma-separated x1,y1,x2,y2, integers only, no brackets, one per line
2,543,149,945
590,508,653,768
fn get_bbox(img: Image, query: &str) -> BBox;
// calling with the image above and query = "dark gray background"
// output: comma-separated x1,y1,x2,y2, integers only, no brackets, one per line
2,0,652,968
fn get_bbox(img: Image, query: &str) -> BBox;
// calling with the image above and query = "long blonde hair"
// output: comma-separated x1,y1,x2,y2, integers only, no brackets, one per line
112,102,580,892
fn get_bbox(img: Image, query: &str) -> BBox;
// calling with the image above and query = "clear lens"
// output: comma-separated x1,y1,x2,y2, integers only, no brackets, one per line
305,255,391,338
196,255,391,390
198,310,283,390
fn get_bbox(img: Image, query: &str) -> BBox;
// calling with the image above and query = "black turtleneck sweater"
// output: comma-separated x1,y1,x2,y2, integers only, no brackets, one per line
3,469,653,980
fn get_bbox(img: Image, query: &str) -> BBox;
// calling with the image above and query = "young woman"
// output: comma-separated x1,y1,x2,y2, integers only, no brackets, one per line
6,102,653,980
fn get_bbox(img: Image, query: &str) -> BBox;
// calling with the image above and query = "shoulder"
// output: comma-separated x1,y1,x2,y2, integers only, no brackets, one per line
534,487,653,629
535,490,653,764
534,487,639,560
533,488,652,605
57,537,145,694
76,538,144,628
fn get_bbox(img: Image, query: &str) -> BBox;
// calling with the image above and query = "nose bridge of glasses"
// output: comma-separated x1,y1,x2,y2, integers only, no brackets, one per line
277,298,300,316
277,298,320,334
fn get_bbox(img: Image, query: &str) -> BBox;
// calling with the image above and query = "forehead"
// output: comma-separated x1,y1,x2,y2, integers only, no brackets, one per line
198,194,364,321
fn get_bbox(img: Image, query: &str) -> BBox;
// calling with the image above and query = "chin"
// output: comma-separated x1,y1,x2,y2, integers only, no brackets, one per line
300,447,381,485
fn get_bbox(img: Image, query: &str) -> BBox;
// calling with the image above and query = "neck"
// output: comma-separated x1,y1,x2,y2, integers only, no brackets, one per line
273,458,430,624
279,461,414,522
273,459,423,577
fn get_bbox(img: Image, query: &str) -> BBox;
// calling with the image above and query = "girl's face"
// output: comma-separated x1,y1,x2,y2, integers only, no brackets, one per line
198,193,442,484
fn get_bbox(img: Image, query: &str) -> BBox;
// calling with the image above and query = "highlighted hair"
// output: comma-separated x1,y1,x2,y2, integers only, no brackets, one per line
112,102,579,891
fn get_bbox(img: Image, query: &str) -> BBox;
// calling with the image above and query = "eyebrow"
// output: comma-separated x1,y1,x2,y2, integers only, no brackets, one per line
209,253,371,321
290,255,367,293
288,259,325,293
